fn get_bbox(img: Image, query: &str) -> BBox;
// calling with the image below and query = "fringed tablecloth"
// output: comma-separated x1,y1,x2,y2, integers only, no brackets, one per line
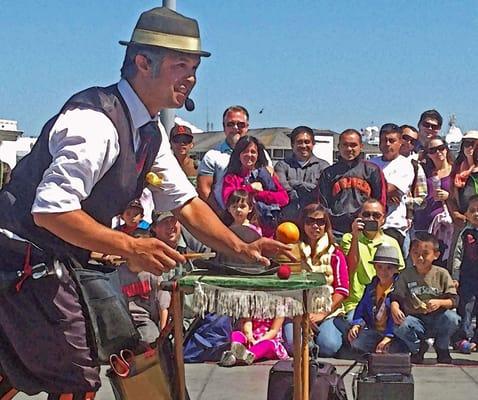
179,273,331,319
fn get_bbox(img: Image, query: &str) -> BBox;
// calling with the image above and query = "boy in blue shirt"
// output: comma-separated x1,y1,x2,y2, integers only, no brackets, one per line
348,245,406,354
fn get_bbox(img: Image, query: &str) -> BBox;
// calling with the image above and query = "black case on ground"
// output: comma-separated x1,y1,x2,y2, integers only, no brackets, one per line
267,360,347,400
357,375,414,400
367,353,412,376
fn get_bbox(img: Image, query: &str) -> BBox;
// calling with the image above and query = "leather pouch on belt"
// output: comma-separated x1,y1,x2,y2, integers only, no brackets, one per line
66,258,140,364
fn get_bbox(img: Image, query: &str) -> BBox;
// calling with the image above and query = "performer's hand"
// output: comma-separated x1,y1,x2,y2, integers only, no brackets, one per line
241,237,295,266
126,237,186,274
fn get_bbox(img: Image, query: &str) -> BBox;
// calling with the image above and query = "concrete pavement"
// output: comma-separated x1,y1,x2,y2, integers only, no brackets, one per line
15,350,478,399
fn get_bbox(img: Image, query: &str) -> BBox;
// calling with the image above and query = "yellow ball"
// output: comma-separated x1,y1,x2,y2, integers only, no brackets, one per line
146,172,163,187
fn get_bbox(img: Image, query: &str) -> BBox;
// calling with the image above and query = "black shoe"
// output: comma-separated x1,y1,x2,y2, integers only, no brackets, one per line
435,347,453,364
410,340,428,364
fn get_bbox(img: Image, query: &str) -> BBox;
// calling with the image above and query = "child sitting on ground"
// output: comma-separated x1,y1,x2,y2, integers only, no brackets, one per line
118,229,171,347
219,317,288,367
451,194,478,353
391,232,460,364
348,245,406,355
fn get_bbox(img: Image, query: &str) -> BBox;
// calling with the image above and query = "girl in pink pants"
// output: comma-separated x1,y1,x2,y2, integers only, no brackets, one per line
219,317,288,367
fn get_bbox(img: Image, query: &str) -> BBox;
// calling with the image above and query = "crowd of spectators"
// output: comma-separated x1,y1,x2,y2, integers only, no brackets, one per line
115,106,478,366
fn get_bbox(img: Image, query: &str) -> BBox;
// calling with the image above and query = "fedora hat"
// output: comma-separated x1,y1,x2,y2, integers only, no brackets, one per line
119,7,211,57
369,244,401,266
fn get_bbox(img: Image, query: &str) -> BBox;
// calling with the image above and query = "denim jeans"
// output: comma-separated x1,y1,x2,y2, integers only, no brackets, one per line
351,329,408,354
283,316,350,357
456,286,478,342
393,310,461,352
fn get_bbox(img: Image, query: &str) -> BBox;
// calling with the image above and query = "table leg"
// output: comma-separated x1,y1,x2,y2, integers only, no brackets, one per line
292,315,302,400
172,287,186,400
301,312,310,400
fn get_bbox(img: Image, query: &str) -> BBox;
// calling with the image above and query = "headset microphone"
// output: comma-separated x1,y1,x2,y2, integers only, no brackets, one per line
185,98,195,112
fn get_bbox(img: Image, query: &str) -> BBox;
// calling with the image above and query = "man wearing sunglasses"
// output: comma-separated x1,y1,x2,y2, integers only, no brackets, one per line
170,124,198,186
341,199,405,320
197,105,250,213
418,109,443,147
198,105,271,214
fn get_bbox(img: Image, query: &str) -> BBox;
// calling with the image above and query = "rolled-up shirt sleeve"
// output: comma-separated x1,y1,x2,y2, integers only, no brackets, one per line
150,128,197,211
32,109,119,214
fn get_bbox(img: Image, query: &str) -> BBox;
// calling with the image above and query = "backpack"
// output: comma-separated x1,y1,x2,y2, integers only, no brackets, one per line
183,313,233,363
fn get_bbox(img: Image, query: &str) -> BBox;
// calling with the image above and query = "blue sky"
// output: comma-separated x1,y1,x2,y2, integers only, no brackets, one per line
1,1,477,136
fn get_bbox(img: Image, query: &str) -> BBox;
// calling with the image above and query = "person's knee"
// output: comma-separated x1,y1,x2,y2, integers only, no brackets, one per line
315,332,343,357
441,310,461,330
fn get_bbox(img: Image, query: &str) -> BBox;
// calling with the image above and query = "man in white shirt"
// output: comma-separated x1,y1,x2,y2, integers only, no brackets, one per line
370,123,415,249
197,105,251,213
0,7,291,399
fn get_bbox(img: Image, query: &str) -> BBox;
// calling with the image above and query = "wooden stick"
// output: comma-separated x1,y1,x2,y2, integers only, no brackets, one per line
90,251,216,265
293,315,303,400
172,286,187,400
183,252,216,260
302,290,310,400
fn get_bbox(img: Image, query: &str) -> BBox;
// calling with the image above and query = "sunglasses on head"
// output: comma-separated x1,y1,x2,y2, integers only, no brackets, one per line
402,134,418,145
305,217,327,226
427,144,447,154
361,211,383,220
226,121,247,129
463,139,477,148
421,122,440,130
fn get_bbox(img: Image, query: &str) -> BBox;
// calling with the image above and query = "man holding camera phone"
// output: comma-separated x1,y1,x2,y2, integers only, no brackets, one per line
340,199,405,320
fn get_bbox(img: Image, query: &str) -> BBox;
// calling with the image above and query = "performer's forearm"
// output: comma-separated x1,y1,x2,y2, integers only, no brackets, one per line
33,209,136,258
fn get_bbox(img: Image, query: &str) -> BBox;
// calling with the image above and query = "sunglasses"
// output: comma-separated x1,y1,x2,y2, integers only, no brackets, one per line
171,136,193,145
226,121,247,129
427,144,447,154
421,122,440,131
305,217,327,226
463,139,477,148
361,211,383,220
402,134,418,145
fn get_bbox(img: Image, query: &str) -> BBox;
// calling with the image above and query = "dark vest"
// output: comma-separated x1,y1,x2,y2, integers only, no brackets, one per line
0,84,161,263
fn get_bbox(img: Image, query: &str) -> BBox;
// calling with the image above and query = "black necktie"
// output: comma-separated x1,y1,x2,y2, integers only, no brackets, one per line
136,121,160,174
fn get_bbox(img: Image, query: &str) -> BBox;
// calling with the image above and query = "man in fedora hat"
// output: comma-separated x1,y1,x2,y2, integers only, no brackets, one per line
0,7,292,398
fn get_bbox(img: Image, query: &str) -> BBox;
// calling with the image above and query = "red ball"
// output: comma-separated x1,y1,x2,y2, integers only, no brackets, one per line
277,264,291,280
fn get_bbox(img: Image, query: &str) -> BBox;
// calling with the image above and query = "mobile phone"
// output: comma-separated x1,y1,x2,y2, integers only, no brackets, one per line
363,220,379,232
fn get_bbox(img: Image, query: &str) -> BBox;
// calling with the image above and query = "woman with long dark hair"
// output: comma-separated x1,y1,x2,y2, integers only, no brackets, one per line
414,137,454,264
294,204,350,357
222,136,288,237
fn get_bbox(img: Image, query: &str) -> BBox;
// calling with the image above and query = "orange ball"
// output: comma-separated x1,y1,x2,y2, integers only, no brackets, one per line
275,222,300,244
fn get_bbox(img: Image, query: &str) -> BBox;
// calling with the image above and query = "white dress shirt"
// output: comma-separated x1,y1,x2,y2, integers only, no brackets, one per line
32,79,196,214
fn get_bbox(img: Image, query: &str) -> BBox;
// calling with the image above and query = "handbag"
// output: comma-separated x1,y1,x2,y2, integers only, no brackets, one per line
107,346,172,400
67,258,140,363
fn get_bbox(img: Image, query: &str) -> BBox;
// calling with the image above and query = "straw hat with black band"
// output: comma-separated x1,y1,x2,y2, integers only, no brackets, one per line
119,7,210,57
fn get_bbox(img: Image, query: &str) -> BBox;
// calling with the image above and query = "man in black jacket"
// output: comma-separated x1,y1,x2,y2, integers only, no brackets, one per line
318,129,387,237
275,126,329,221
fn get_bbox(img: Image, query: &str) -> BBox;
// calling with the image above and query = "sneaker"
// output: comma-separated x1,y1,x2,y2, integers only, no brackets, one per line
456,339,473,354
219,351,236,367
231,342,255,365
410,340,428,364
435,347,453,364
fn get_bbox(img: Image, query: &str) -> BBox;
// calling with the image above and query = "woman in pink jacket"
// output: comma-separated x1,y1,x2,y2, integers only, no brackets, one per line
222,136,289,237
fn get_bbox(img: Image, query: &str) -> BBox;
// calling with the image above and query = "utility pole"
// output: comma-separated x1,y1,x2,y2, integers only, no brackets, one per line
160,0,177,137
